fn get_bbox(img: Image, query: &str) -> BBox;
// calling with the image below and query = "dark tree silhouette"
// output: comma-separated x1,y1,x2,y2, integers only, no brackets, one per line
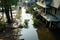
0,0,19,23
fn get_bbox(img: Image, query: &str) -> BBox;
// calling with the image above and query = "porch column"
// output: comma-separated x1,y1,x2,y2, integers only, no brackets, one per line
49,21,52,28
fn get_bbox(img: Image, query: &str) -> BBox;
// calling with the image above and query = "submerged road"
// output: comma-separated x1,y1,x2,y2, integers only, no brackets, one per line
18,7,39,40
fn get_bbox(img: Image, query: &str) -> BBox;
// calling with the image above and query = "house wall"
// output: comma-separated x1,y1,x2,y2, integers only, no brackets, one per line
46,7,57,16
57,8,60,19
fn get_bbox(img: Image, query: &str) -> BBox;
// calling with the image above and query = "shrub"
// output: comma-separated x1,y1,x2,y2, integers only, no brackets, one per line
33,18,40,28
24,20,29,28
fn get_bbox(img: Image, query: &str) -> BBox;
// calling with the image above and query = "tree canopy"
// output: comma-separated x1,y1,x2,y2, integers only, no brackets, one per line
0,0,19,7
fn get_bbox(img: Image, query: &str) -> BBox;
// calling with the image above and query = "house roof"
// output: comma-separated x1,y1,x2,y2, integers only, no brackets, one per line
36,2,49,8
51,0,60,8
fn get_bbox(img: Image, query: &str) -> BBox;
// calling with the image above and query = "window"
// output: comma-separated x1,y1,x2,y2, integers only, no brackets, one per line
51,7,57,15
46,8,52,14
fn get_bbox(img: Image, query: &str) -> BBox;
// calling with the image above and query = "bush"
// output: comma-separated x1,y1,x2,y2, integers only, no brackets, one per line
33,18,40,28
24,20,29,28
36,14,41,19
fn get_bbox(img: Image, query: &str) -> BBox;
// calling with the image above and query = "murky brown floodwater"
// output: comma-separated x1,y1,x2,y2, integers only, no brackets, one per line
36,19,60,40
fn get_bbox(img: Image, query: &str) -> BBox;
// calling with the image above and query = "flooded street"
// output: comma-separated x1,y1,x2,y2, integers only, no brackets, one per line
0,0,60,40
18,7,39,40
18,7,57,40
0,6,59,40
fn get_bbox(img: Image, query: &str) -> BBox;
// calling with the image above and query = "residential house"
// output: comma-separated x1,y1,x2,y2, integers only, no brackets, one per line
34,0,60,29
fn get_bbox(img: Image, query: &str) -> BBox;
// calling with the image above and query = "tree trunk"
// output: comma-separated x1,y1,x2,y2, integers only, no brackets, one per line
10,6,13,22
5,7,11,23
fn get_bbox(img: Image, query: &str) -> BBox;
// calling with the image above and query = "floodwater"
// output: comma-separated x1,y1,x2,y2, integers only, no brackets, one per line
15,6,60,40
0,6,60,40
18,7,39,40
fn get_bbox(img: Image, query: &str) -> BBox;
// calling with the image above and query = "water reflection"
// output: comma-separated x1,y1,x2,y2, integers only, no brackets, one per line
19,7,39,40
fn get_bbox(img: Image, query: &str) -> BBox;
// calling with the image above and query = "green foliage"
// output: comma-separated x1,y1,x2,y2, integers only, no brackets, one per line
24,20,29,28
33,18,40,27
30,4,37,8
36,14,41,19
0,0,19,7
